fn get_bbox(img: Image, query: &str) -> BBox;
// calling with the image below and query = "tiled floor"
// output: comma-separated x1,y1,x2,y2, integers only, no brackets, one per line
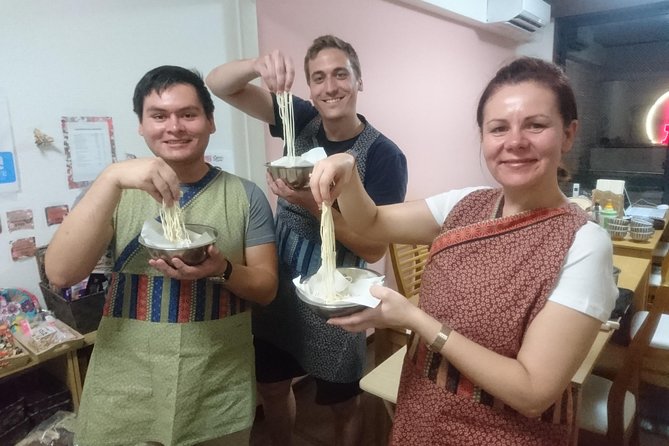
250,339,669,446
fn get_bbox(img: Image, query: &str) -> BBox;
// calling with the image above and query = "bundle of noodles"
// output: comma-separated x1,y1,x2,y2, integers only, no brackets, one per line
159,200,191,247
276,91,296,159
319,202,337,302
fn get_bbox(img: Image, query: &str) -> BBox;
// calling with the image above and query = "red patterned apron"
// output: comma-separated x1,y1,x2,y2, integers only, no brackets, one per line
390,189,588,445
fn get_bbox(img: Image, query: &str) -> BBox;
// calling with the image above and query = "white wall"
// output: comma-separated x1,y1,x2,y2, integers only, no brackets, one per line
0,0,261,303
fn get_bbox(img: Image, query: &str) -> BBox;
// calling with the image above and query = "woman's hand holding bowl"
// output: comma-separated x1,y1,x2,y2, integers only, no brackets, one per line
326,285,419,333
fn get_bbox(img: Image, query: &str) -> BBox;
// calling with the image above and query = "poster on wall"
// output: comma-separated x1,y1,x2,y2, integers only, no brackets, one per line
62,116,117,189
6,209,34,232
45,204,69,226
0,96,19,193
10,236,37,261
205,149,235,173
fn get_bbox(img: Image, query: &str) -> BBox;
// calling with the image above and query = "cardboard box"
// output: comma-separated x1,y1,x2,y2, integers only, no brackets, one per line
40,283,105,334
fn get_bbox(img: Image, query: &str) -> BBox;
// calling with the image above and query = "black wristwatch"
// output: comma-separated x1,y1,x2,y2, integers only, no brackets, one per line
210,259,233,284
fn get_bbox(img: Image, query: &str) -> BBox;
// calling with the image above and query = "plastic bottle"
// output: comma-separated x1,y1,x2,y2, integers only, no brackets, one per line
601,199,617,229
592,201,602,225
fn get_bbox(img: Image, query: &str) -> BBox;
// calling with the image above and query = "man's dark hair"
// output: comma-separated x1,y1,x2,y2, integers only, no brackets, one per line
133,65,215,121
303,35,361,83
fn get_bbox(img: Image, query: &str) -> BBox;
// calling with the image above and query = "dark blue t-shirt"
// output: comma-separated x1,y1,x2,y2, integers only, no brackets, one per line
270,95,408,206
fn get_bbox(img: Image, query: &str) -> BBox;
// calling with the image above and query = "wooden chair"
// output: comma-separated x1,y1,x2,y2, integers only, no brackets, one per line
373,243,430,366
388,243,429,301
577,295,669,446
631,286,669,389
367,243,429,445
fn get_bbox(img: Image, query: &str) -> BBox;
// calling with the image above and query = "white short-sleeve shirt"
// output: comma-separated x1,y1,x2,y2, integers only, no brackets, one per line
425,187,618,323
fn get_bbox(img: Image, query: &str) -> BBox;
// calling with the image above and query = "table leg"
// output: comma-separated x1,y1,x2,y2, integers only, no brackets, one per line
371,397,393,446
65,350,83,412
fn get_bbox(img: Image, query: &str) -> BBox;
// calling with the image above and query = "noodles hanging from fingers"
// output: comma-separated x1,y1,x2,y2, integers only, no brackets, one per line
159,200,191,246
320,202,338,302
276,91,296,159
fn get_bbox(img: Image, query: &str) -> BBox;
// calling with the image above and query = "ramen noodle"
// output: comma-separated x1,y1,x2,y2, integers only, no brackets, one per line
276,91,296,158
319,202,339,302
159,200,191,246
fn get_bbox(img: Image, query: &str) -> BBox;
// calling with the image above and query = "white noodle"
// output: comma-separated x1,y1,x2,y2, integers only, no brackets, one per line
276,92,296,158
159,200,191,246
320,202,339,302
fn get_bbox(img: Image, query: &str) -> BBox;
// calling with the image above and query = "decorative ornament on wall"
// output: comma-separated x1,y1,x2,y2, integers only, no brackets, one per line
33,128,60,151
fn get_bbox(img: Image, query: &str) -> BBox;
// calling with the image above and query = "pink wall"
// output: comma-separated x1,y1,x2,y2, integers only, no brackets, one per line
255,0,521,201
254,0,526,282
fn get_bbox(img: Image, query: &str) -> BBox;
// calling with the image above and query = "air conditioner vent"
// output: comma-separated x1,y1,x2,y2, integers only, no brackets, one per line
508,16,542,32
391,0,551,41
487,0,550,32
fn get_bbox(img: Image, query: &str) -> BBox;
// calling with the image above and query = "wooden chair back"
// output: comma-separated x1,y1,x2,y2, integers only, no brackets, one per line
388,243,429,300
637,285,669,389
579,295,668,445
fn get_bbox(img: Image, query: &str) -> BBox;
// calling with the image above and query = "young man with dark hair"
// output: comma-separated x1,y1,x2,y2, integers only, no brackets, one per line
46,65,278,445
207,35,408,445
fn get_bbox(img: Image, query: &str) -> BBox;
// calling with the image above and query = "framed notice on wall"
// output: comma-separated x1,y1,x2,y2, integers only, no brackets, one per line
62,116,117,189
0,96,19,193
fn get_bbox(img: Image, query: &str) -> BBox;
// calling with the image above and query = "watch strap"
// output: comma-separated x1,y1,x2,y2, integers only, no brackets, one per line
427,323,452,353
210,259,233,284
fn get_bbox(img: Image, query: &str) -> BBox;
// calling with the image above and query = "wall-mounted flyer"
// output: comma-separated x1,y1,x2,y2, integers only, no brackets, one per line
0,97,19,193
62,116,117,189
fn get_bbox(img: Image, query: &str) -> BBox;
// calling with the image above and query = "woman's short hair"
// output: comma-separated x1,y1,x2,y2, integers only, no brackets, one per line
476,57,577,130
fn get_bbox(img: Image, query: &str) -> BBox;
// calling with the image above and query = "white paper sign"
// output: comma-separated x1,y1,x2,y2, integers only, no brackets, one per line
62,116,117,188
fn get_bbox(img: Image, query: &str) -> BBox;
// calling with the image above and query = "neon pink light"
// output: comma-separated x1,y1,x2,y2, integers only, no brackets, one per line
662,101,669,144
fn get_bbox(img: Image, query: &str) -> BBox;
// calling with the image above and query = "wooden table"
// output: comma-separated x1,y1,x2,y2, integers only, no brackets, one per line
613,254,651,313
612,229,663,261
0,330,96,411
363,254,651,444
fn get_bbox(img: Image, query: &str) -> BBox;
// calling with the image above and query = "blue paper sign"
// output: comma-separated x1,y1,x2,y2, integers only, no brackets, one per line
0,151,17,184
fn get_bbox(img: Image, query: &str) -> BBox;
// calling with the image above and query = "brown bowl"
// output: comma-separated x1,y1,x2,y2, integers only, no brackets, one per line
266,162,313,189
138,224,218,266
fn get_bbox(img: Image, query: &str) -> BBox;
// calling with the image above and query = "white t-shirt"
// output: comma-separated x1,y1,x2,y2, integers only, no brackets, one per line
425,187,618,323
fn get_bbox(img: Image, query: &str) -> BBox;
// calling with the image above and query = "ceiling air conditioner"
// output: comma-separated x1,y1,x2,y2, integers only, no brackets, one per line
487,0,550,34
391,0,551,41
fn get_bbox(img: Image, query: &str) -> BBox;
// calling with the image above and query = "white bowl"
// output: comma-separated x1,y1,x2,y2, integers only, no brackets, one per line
607,223,629,232
630,217,653,230
629,229,653,242
609,217,630,227
607,227,628,240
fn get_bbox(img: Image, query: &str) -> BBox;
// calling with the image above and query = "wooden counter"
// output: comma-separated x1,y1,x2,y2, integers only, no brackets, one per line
613,254,651,312
612,229,663,261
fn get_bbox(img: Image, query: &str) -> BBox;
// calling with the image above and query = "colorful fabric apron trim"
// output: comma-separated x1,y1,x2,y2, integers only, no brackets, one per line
103,273,246,323
405,333,574,425
104,166,246,323
429,206,568,262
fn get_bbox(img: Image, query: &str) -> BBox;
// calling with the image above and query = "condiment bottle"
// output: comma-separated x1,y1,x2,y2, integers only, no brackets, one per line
592,201,602,225
601,199,617,229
